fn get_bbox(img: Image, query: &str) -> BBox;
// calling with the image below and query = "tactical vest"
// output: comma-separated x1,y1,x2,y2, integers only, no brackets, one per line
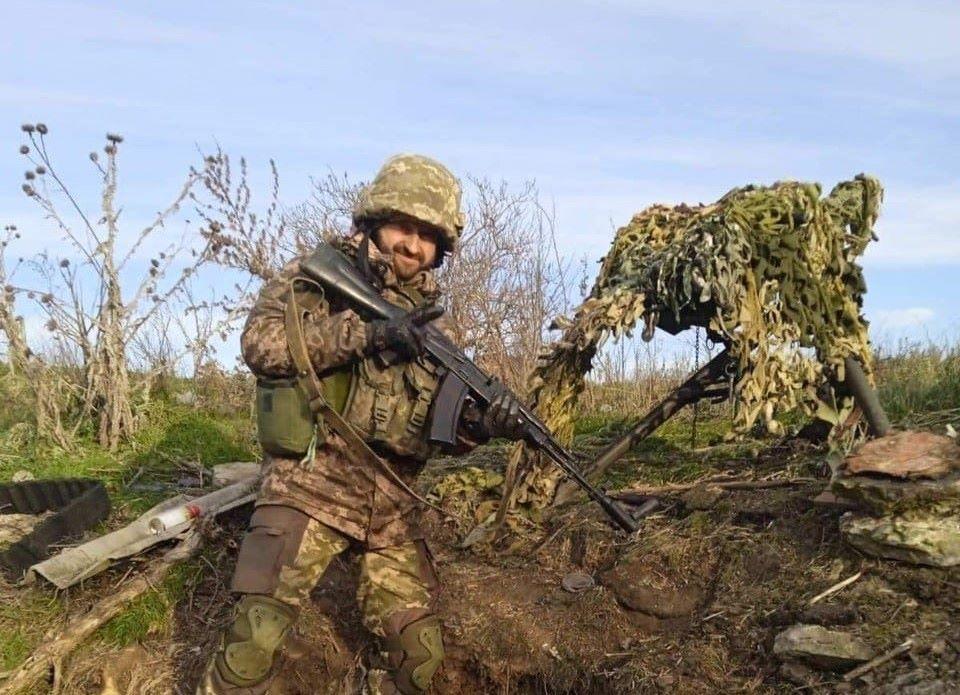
256,276,441,462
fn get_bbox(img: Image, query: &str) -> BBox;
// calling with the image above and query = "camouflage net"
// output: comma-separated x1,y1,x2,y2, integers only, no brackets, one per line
508,175,882,510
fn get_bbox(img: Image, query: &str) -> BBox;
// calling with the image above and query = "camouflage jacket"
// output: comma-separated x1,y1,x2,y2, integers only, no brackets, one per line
243,234,480,547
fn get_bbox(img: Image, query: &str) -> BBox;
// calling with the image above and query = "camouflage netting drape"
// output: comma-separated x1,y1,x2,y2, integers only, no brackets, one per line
507,174,882,511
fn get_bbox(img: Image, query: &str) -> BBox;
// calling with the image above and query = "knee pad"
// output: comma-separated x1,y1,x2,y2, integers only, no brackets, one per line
384,613,444,693
215,595,296,687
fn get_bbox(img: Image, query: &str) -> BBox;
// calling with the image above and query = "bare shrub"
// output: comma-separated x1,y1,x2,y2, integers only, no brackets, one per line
440,178,570,393
8,123,217,448
199,158,574,397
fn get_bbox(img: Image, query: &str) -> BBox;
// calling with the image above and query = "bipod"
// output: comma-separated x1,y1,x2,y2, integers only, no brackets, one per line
554,349,734,505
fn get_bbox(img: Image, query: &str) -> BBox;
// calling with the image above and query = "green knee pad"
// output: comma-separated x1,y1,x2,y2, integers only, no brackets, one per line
389,614,444,693
216,595,296,687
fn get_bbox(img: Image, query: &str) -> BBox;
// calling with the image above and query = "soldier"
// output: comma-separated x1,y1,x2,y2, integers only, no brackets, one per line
200,154,524,694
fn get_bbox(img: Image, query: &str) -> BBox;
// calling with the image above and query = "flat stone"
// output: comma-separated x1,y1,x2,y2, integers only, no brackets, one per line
10,470,34,482
773,624,875,671
681,483,724,510
843,431,958,480
831,472,960,515
841,512,960,567
212,462,261,487
561,570,595,593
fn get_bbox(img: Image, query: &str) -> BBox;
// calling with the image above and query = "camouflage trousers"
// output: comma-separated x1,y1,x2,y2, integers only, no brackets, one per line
198,505,443,695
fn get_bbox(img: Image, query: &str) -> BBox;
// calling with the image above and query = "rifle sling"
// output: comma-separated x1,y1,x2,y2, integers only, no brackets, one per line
283,285,445,515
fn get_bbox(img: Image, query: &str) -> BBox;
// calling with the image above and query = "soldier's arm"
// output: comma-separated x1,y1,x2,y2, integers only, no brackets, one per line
240,260,368,378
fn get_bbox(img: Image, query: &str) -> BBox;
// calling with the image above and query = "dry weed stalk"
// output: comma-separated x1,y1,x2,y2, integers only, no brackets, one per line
8,123,217,448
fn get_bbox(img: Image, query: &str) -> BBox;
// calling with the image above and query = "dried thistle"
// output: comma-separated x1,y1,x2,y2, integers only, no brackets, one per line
36,123,48,135
19,145,29,155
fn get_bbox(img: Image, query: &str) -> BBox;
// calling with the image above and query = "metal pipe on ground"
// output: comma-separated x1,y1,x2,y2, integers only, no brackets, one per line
553,349,733,505
843,356,891,437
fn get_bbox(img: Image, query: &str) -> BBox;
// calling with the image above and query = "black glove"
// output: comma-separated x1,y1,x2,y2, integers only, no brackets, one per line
365,305,444,360
481,381,527,440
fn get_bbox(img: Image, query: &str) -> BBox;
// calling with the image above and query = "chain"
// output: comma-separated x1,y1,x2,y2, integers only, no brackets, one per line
726,359,739,420
691,326,701,449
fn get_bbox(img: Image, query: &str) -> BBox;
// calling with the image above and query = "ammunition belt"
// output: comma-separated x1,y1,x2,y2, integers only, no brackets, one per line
0,478,110,579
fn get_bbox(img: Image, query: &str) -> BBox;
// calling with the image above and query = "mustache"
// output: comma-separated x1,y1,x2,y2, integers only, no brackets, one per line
391,242,422,262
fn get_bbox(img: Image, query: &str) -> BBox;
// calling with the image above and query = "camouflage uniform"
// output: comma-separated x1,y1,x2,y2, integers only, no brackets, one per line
200,156,475,695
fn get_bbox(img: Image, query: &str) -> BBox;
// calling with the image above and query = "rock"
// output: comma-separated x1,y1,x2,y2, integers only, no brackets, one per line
212,462,261,487
561,570,595,593
832,431,960,514
10,470,34,482
841,511,960,567
844,431,958,479
811,490,858,509
877,670,947,695
831,473,960,515
773,624,875,671
681,483,724,510
799,603,859,626
779,660,818,686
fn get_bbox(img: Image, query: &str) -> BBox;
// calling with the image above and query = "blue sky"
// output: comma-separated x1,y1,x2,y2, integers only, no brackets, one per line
1,0,958,360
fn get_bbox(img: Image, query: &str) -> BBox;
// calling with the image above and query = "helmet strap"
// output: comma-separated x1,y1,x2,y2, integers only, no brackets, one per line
356,221,382,288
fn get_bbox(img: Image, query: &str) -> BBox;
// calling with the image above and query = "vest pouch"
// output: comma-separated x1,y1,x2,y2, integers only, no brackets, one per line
256,378,316,458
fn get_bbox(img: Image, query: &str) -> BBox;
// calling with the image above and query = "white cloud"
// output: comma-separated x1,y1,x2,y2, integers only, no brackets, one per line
864,181,960,266
872,307,935,329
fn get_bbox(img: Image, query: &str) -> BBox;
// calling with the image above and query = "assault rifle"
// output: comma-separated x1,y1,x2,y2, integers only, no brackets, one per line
300,244,639,533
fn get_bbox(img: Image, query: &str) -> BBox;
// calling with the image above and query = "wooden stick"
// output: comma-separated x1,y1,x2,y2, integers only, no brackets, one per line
0,533,201,694
618,476,816,499
808,570,863,606
842,639,913,682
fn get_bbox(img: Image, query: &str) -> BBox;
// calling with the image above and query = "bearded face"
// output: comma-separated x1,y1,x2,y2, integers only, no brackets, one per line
373,220,440,281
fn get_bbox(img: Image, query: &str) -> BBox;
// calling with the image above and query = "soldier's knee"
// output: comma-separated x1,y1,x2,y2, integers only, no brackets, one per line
213,595,297,689
383,609,444,693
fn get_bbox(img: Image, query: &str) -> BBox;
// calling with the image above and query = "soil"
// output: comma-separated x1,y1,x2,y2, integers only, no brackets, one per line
7,437,960,694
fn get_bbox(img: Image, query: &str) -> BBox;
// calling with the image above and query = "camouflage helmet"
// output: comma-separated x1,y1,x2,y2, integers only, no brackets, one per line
354,154,465,256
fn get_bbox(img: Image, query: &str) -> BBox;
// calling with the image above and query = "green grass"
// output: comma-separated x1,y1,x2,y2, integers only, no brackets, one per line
0,590,61,670
96,558,205,648
876,341,960,426
0,399,256,672
0,337,957,675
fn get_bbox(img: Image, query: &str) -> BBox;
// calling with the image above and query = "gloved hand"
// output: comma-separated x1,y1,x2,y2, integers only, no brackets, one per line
481,381,527,441
365,305,444,360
